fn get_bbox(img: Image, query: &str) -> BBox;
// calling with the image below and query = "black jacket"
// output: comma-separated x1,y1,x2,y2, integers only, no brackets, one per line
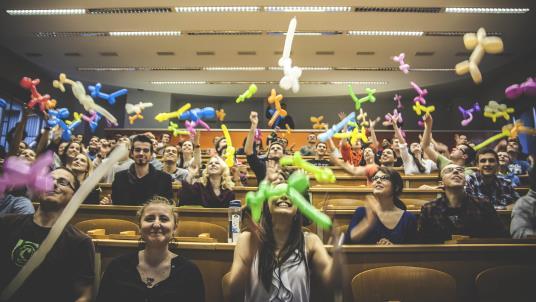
111,163,173,205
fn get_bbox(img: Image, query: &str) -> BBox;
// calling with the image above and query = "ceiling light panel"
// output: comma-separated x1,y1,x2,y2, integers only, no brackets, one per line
445,7,529,14
175,6,260,13
88,7,172,14
348,31,424,36
264,6,351,12
6,9,86,15
109,31,181,36
203,67,266,71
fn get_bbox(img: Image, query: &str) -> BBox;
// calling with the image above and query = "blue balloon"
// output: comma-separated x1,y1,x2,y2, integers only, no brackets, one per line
0,98,7,108
88,82,128,105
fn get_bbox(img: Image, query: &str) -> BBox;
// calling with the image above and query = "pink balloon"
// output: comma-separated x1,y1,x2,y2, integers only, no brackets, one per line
0,152,54,197
505,78,536,99
392,53,410,74
411,81,428,105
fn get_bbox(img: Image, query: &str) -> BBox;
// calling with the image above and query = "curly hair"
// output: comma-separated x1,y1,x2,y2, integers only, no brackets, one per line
197,156,235,190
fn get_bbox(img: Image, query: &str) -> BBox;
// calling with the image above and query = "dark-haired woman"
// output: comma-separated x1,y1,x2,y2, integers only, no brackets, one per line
346,167,417,244
60,141,81,168
225,168,343,301
393,121,437,174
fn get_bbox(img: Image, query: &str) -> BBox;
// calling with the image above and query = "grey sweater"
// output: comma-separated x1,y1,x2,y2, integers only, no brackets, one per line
510,189,536,239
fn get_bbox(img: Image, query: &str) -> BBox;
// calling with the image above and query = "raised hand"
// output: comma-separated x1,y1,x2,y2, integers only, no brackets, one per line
250,111,258,126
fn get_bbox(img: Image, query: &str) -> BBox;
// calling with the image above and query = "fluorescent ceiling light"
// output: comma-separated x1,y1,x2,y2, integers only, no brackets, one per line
445,7,529,14
265,6,352,12
152,81,206,85
348,31,423,36
203,67,266,71
175,6,260,13
109,31,181,36
330,81,388,85
6,9,86,15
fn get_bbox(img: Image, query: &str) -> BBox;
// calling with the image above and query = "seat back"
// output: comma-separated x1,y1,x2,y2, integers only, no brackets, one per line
476,265,536,302
325,199,364,209
176,220,227,242
351,266,456,302
75,219,139,235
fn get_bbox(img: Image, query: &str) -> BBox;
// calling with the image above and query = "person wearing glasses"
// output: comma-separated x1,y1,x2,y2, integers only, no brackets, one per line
0,168,95,302
418,164,506,243
421,113,476,176
465,148,520,209
111,135,173,205
345,167,417,244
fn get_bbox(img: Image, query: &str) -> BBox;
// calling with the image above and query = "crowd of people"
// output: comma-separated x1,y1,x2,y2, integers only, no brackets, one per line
0,109,535,301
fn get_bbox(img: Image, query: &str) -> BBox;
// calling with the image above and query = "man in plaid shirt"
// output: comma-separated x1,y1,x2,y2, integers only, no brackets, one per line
418,164,506,243
465,148,519,209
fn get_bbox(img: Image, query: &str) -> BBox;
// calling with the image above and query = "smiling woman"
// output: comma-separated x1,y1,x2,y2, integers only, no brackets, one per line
97,196,205,302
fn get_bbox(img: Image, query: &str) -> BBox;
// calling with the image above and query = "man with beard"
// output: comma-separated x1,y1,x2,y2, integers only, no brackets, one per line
0,168,95,302
465,149,519,209
418,164,506,243
111,135,172,205
307,142,331,167
245,111,285,183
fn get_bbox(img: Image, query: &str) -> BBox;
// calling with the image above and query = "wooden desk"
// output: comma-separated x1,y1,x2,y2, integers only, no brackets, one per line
68,205,229,230
93,240,536,302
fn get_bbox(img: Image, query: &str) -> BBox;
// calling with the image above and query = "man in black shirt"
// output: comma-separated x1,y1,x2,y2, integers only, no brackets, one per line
245,112,286,184
112,135,173,205
418,164,506,243
0,168,95,302
307,142,331,167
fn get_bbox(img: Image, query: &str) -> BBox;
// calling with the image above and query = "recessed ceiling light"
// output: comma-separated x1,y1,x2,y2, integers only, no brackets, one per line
264,6,352,12
6,9,86,15
175,6,260,13
348,31,424,36
77,67,144,71
109,31,181,36
150,80,388,85
445,7,529,14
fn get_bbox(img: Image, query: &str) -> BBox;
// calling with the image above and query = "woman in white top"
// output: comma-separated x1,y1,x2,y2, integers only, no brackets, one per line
393,121,437,175
225,168,343,302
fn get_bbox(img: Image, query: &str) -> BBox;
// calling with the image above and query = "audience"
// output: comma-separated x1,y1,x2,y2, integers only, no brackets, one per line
161,145,188,182
506,138,530,175
97,196,204,302
307,141,331,167
179,156,235,208
60,141,82,168
510,166,536,239
300,133,318,156
111,135,173,205
393,121,437,174
346,168,417,244
497,151,521,187
245,111,286,183
0,168,95,302
418,164,506,243
69,153,101,204
225,170,341,301
465,148,520,209
103,137,134,183
421,113,476,176
155,133,171,156
87,136,100,161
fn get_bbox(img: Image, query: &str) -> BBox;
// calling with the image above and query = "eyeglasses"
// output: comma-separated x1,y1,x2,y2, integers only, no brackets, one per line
133,147,151,153
441,166,465,175
371,175,391,182
55,177,76,191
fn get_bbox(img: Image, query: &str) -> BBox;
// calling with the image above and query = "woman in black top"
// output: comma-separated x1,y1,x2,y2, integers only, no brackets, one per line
97,196,205,302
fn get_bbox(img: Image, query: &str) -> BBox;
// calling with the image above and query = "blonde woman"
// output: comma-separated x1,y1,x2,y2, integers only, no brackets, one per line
179,156,235,208
68,153,100,204
97,196,205,302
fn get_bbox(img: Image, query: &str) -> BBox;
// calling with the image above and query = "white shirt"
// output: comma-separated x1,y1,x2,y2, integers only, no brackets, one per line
398,143,437,175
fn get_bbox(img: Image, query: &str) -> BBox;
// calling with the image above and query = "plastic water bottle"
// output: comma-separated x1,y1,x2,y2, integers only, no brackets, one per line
228,200,242,243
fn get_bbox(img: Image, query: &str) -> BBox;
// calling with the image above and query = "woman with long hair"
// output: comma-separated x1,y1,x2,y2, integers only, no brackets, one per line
179,156,235,208
225,169,343,301
392,121,437,174
97,196,205,302
60,141,81,168
178,140,195,169
345,167,417,244
68,153,101,204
